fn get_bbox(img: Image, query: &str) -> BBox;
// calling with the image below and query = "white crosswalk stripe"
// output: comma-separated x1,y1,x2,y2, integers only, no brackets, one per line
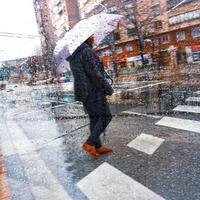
173,105,200,114
156,117,200,134
77,162,165,200
127,133,165,155
194,91,200,95
186,97,200,102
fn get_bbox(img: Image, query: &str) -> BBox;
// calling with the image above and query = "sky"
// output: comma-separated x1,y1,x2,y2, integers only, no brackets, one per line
0,0,42,62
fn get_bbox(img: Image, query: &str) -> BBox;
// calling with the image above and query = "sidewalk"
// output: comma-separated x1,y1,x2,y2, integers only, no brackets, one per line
0,147,10,200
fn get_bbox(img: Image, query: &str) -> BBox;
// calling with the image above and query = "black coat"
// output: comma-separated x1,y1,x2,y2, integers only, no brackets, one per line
67,43,113,103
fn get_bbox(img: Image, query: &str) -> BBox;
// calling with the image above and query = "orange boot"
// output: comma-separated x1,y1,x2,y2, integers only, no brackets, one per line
96,146,112,155
82,143,100,157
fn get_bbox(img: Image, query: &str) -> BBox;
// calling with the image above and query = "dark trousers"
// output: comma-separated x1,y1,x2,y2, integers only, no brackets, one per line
83,98,112,148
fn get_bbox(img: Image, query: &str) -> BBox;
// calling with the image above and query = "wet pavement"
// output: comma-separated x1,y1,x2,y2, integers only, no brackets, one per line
0,83,200,200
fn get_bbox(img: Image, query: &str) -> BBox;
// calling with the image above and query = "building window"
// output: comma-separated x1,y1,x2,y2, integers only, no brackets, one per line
126,14,135,21
169,9,200,25
151,4,160,16
192,26,200,38
108,6,117,13
97,51,104,57
167,0,183,9
126,44,133,51
114,32,120,41
124,3,134,9
154,21,162,30
56,1,61,7
103,49,112,56
54,0,61,6
127,28,137,37
116,47,123,54
161,34,169,43
152,38,159,46
167,0,197,9
192,51,200,62
102,49,111,56
58,10,64,16
176,31,185,41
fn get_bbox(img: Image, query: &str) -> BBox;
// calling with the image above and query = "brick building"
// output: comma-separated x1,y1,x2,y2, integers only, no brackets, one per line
32,0,81,78
47,0,80,40
34,0,56,52
47,0,69,39
77,0,200,69
65,0,81,27
32,0,56,78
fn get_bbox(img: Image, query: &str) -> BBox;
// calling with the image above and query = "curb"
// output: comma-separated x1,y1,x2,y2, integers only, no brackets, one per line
0,148,11,200
119,111,163,119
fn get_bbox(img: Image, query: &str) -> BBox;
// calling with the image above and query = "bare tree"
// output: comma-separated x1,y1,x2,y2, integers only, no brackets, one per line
99,0,156,68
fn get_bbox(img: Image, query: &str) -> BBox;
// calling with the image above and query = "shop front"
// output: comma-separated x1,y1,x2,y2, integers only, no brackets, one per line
191,45,200,62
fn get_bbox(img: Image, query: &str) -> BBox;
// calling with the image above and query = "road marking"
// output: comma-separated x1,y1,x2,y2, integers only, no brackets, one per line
173,105,200,114
156,117,200,134
113,81,168,95
186,97,200,102
122,111,162,119
125,81,168,92
194,91,200,95
77,162,165,200
127,133,165,155
4,120,73,200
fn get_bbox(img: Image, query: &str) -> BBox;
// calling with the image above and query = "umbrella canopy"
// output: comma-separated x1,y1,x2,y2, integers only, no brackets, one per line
89,13,122,46
54,13,123,67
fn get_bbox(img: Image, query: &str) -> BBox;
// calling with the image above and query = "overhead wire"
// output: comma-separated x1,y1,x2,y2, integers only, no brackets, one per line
0,31,40,39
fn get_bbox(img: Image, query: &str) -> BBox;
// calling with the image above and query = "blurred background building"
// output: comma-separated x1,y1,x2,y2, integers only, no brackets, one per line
30,0,200,82
47,0,80,40
75,0,200,70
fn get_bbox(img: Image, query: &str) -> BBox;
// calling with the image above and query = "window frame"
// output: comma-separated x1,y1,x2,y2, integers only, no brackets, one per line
191,26,200,38
176,31,186,41
154,20,162,30
151,4,160,17
126,43,133,51
127,28,137,37
161,34,170,43
116,47,123,54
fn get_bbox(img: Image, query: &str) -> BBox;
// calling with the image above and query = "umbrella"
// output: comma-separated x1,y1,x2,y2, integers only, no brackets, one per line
88,13,122,46
54,13,123,67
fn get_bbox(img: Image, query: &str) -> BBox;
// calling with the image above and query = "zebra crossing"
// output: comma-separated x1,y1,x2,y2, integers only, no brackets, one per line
78,89,200,199
186,97,200,103
173,105,200,114
1,117,167,200
194,91,200,95
1,88,200,200
156,90,200,134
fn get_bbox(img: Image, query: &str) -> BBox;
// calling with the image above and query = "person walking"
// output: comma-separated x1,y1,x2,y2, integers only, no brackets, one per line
67,35,114,157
